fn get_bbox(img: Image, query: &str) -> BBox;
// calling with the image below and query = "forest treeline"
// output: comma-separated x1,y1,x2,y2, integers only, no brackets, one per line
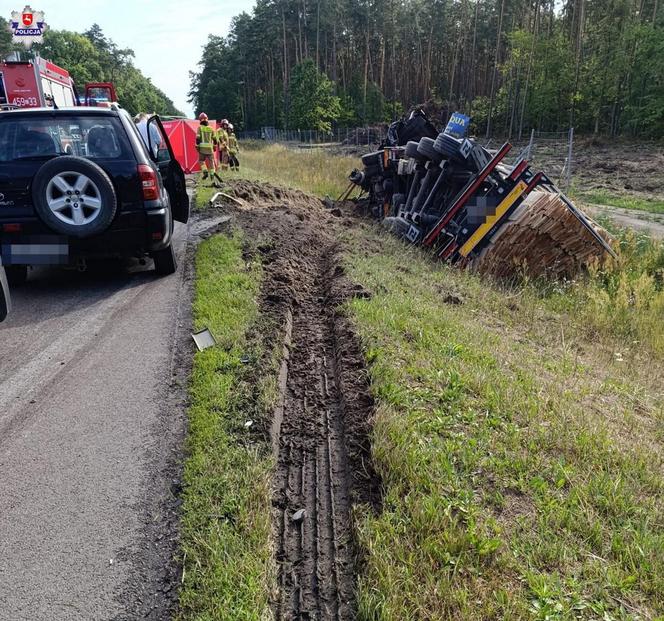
0,20,182,117
189,0,664,137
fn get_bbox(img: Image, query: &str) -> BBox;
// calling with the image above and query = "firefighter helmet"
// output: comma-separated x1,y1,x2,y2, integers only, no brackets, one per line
228,123,234,131
221,118,229,127
198,112,208,121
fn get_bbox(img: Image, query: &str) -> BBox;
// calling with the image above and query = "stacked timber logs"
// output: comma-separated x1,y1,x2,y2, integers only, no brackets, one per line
472,191,612,279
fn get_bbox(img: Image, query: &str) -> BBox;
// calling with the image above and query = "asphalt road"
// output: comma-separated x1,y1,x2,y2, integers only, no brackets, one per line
0,222,195,620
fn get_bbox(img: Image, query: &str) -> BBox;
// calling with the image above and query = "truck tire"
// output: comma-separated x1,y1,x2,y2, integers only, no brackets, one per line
417,137,441,162
398,115,427,144
434,133,463,159
152,243,177,276
32,156,117,238
404,140,420,159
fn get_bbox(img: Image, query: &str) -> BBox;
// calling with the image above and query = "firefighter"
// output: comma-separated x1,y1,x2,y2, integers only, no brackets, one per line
228,123,240,171
196,112,221,185
216,119,230,171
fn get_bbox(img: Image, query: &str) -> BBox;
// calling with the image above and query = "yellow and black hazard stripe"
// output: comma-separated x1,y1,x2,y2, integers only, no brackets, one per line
458,180,529,258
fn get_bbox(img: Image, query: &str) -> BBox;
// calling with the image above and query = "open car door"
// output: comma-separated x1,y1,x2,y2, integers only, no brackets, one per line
147,115,190,224
0,266,11,322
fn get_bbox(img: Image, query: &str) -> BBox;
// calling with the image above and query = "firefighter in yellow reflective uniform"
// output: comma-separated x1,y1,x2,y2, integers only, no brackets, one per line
216,119,230,171
196,112,221,185
228,123,240,171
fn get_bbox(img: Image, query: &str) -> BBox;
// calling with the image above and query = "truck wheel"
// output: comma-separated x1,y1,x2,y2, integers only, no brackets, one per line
152,243,177,276
5,265,28,286
395,115,428,145
434,133,463,159
405,140,421,159
32,156,117,239
417,137,441,162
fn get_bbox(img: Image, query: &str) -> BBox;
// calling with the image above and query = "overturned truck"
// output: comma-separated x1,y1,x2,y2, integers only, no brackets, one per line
347,111,615,279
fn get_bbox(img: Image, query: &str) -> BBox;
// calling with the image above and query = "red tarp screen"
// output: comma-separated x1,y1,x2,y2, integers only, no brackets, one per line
162,119,218,174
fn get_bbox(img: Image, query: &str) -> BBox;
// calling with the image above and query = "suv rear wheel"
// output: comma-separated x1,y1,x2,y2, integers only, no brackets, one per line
32,157,118,238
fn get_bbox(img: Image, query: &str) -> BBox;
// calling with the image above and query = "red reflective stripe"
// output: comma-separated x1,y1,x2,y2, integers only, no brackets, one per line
509,159,528,180
524,171,543,193
438,241,458,260
422,142,512,247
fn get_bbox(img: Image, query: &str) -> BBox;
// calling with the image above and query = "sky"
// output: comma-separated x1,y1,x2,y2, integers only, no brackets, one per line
7,0,257,116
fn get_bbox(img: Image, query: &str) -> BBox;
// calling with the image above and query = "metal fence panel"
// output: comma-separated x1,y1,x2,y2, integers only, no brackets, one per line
238,126,384,148
236,125,575,189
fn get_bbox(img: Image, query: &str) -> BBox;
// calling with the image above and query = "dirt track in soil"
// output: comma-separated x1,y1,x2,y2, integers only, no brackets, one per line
211,180,379,620
585,204,664,239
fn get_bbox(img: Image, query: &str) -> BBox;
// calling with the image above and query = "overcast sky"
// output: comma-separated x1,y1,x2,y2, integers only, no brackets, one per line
13,0,257,116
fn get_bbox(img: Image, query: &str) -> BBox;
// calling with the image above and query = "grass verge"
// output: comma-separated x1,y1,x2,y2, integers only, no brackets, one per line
341,223,664,620
227,141,359,198
176,231,273,620
574,189,664,215
193,183,217,211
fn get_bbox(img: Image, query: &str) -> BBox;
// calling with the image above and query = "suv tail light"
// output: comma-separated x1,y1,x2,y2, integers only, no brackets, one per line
138,164,159,201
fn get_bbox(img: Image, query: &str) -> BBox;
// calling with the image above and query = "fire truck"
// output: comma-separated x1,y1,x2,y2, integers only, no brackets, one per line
0,55,117,109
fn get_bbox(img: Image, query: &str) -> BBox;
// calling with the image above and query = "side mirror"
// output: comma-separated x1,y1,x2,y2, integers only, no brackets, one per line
0,266,11,322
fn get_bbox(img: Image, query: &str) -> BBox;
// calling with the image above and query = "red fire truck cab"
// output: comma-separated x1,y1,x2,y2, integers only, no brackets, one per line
0,56,117,109
83,82,118,107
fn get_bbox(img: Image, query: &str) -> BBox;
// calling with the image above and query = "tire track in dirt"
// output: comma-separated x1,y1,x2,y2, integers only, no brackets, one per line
225,181,380,620
272,246,356,620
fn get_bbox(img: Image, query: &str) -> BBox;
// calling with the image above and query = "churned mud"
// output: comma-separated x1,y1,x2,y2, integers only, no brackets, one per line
217,180,379,620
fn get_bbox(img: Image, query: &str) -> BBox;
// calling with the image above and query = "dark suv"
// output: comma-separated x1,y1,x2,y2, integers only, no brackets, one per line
0,106,189,283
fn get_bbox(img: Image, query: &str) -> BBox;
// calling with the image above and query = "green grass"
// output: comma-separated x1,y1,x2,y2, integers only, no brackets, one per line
225,141,359,198
574,189,664,215
176,231,274,621
340,224,664,620
194,183,217,210
543,227,664,357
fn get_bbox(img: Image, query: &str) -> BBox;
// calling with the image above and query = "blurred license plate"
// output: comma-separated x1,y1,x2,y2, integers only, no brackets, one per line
1,235,69,265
